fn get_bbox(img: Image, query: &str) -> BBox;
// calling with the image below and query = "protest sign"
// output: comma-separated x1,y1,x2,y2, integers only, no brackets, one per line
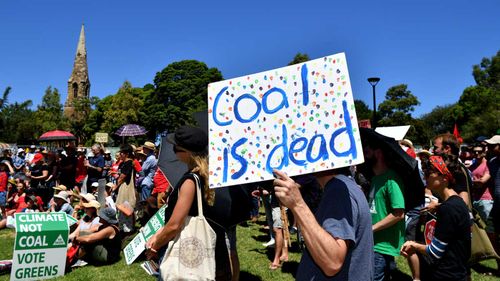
95,132,109,143
208,52,363,188
124,205,167,265
66,214,78,227
11,212,68,281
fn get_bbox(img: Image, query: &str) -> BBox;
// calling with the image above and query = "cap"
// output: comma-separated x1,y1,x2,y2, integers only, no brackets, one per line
32,153,44,163
99,207,118,224
53,185,67,191
167,126,208,153
485,135,500,145
91,182,99,188
83,200,101,210
30,145,36,149
8,178,17,185
104,149,111,154
143,141,155,151
17,148,24,154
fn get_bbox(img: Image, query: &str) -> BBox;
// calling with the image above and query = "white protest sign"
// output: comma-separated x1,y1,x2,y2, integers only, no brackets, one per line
123,205,167,265
11,212,69,281
208,52,363,188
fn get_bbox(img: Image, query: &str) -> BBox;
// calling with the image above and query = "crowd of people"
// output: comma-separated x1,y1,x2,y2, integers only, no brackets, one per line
0,141,159,266
1,130,500,281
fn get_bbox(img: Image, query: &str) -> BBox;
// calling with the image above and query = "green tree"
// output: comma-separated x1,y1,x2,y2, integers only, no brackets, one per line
472,50,500,90
69,96,99,145
101,81,145,136
453,51,500,141
377,84,420,126
0,100,36,143
143,60,223,135
0,86,11,109
34,86,66,135
354,99,372,121
288,53,310,65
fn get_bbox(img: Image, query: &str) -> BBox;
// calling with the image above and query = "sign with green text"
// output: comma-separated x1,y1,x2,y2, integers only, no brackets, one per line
11,213,69,281
124,205,167,265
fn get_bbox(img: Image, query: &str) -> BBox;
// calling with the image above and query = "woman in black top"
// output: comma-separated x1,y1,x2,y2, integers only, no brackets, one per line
401,155,471,281
112,144,136,209
146,126,231,280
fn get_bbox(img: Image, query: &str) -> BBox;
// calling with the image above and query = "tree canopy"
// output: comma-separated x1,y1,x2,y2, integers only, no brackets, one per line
142,60,223,135
377,84,420,126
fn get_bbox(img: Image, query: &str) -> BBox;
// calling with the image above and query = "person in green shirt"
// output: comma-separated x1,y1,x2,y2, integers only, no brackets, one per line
364,143,406,281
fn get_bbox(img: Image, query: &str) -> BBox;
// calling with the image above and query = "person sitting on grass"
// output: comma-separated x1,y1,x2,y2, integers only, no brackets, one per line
73,193,96,219
74,207,121,265
69,200,101,241
52,191,73,215
49,185,68,212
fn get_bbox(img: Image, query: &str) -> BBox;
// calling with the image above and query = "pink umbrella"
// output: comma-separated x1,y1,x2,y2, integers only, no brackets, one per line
38,130,76,141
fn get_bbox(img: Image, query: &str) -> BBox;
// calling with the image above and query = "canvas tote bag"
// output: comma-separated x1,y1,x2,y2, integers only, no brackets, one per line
160,173,216,281
116,168,137,209
462,166,500,265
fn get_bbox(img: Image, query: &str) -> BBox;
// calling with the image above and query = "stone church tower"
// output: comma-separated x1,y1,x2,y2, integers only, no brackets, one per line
64,25,90,118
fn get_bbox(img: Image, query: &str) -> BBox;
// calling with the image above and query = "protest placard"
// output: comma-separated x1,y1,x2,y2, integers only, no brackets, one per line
95,132,109,143
208,52,364,188
11,213,69,281
123,205,167,265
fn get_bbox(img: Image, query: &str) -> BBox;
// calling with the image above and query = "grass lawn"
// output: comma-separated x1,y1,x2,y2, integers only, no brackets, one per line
1,211,499,280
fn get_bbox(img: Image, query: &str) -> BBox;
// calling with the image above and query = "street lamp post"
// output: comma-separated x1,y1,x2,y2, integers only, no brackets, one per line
367,77,380,128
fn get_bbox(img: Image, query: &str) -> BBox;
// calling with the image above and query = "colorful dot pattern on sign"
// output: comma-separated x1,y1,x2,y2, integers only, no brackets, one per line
207,52,364,188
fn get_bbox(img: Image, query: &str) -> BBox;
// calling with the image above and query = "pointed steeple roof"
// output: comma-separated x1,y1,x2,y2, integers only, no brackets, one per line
76,24,86,56
69,24,89,82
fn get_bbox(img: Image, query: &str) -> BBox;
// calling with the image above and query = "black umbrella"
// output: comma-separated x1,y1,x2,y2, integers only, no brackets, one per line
359,128,425,211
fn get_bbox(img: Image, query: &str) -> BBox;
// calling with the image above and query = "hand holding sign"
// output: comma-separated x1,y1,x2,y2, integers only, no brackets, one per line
273,170,304,210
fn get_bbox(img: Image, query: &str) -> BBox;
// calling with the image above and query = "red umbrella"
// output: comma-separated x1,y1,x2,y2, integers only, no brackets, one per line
38,130,76,141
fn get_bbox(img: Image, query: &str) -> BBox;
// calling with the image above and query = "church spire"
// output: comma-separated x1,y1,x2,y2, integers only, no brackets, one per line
64,24,90,118
76,24,86,57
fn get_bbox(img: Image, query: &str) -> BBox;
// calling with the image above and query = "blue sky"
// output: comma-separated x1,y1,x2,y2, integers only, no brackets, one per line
1,0,499,117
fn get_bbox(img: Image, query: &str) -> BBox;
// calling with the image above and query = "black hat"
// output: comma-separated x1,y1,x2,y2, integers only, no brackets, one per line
167,126,208,153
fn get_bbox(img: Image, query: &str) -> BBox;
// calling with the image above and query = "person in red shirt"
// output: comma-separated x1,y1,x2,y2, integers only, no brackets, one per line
0,160,14,219
75,148,88,191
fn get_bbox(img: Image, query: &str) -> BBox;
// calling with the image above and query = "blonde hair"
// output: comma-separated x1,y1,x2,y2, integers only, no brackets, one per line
188,153,215,206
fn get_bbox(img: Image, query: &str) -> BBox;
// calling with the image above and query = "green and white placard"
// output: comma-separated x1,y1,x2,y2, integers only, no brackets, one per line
11,212,69,281
124,205,167,265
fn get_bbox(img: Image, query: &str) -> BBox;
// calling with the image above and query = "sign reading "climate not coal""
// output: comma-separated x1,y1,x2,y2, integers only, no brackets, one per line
11,213,69,281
